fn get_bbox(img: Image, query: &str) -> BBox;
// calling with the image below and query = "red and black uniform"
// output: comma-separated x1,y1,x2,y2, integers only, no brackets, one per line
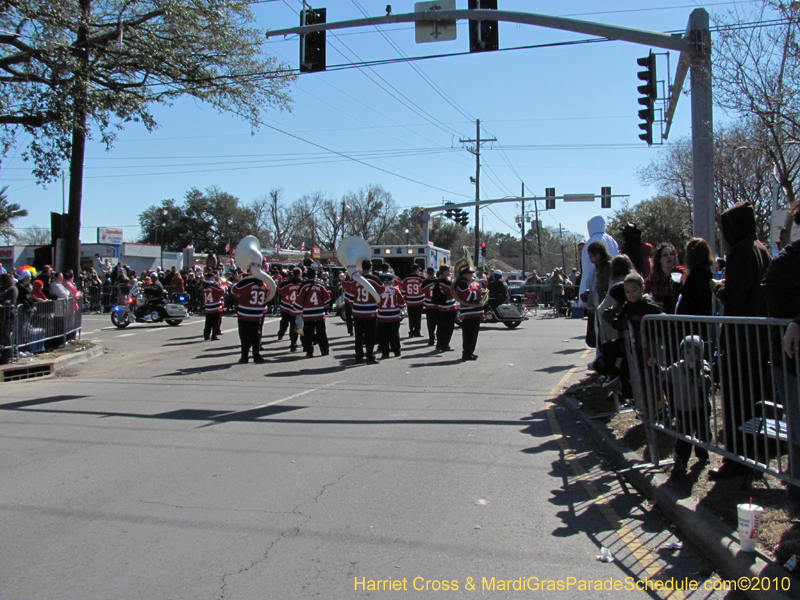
201,279,225,341
277,276,303,351
421,276,439,346
293,278,331,357
455,276,484,361
400,271,425,338
377,280,406,358
351,274,385,364
341,278,357,335
435,276,457,352
231,276,270,363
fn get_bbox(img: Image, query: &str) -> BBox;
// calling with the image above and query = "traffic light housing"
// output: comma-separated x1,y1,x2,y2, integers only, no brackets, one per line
545,187,556,211
601,186,612,209
468,0,499,52
445,201,454,220
457,210,469,227
480,243,487,257
637,51,656,145
300,7,326,73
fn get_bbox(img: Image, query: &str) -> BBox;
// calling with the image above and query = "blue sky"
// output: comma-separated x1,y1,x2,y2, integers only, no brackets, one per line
2,1,746,246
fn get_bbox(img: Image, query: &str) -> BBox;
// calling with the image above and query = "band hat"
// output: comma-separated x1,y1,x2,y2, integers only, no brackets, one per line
460,268,475,274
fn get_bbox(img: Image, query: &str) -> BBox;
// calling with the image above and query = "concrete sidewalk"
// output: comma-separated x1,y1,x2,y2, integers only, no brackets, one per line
563,393,799,600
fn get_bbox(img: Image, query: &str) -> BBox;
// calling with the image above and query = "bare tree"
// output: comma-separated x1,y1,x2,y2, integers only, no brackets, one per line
16,225,51,246
638,120,775,244
287,192,324,249
316,197,346,251
713,0,800,244
342,184,398,244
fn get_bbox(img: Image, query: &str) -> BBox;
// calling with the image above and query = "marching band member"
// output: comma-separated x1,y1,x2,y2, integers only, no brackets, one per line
231,267,270,364
435,265,457,353
201,273,225,341
421,266,439,347
292,267,331,357
341,272,356,336
454,266,484,361
377,273,406,359
277,267,303,352
351,260,385,365
400,264,425,338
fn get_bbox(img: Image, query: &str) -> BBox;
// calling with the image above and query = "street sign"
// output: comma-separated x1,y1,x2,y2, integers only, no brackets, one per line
415,1,457,43
563,194,595,202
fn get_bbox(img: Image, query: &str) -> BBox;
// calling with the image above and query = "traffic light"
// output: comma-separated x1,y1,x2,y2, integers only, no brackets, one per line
545,187,556,211
458,210,469,227
480,242,487,257
637,51,657,145
445,201,454,220
468,0,498,52
601,186,612,209
300,7,326,73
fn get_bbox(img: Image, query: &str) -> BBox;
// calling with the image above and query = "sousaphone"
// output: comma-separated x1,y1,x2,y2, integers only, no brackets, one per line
337,236,381,303
452,246,488,308
235,236,277,302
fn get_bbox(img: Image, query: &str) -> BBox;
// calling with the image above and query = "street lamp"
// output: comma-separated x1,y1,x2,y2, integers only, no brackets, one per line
160,209,168,269
404,228,409,244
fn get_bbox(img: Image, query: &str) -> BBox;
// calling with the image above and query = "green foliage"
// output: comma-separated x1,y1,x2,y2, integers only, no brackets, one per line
606,196,693,255
0,0,296,182
138,186,256,254
0,186,29,242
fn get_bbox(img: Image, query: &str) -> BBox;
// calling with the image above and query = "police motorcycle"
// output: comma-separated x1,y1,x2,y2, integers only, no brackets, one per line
111,280,189,328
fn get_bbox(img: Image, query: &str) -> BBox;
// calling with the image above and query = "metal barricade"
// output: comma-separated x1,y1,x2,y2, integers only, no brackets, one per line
0,304,16,364
634,314,800,487
522,283,570,317
84,285,104,313
2,299,84,363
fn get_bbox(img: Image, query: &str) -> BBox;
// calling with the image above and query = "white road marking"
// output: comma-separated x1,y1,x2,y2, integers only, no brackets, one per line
253,380,345,409
116,333,136,338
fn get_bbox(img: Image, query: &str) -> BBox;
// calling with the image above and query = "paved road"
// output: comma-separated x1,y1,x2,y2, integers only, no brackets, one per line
1,313,736,599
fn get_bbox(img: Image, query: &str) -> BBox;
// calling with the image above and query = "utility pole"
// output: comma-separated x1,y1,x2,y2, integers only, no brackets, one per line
559,223,566,271
520,183,525,279
460,119,496,262
533,193,542,258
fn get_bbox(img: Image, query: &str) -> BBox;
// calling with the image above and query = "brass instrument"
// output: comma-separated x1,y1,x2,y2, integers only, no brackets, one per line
451,246,488,308
336,236,381,303
235,236,277,302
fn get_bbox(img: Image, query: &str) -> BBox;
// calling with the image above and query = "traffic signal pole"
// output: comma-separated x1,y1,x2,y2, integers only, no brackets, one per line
269,8,714,251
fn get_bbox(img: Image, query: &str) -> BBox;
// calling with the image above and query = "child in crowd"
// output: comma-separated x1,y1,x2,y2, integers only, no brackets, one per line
651,336,712,471
601,273,663,398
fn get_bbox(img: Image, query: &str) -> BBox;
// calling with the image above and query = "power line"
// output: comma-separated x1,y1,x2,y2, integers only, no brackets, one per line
349,0,474,123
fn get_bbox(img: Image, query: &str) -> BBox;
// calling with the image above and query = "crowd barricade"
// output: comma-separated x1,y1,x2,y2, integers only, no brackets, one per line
0,299,84,364
520,283,577,317
629,314,800,488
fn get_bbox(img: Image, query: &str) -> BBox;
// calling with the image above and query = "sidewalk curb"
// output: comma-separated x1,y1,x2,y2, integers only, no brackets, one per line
562,393,799,600
51,343,105,371
1,343,105,383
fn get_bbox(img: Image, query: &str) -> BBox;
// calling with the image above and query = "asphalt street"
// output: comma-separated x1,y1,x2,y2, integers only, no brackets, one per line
0,312,739,599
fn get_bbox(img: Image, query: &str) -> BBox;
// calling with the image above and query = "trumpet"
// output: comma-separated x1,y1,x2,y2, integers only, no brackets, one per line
451,246,488,308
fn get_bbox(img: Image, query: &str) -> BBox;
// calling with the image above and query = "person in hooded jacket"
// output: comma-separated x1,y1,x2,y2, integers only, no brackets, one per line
708,201,772,480
579,215,618,349
762,199,800,518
